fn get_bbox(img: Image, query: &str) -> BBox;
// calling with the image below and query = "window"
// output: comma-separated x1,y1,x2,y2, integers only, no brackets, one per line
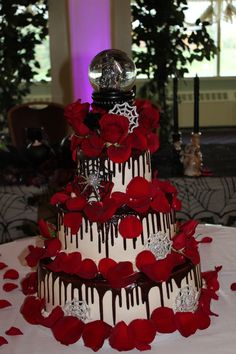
185,0,236,77
131,0,236,78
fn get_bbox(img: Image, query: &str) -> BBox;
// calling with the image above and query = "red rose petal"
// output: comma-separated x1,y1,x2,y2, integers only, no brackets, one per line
109,321,135,351
21,272,37,295
136,250,156,271
128,319,156,350
66,196,87,211
151,307,177,333
82,320,112,351
3,269,19,280
64,212,82,234
5,327,23,336
198,236,213,244
98,258,117,279
0,262,7,270
106,261,137,288
0,299,12,309
39,306,64,328
81,134,104,158
43,238,61,258
60,252,82,274
0,336,8,346
76,259,98,279
175,312,198,337
25,245,45,267
107,142,131,163
3,283,18,292
50,192,69,206
126,177,151,198
52,316,85,345
118,215,142,239
231,283,236,291
20,296,45,325
195,309,211,330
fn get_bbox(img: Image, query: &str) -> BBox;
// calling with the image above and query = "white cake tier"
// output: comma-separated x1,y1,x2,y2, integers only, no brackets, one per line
58,211,176,265
38,261,202,326
77,151,152,193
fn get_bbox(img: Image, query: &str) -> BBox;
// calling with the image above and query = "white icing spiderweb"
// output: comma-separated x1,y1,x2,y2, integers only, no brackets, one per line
109,102,139,132
63,299,91,321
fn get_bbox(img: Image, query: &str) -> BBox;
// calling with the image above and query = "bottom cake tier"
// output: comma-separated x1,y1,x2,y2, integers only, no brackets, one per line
38,259,202,326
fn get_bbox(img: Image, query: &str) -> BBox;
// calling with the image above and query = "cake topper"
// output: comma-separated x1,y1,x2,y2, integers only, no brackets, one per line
89,49,137,108
89,49,136,92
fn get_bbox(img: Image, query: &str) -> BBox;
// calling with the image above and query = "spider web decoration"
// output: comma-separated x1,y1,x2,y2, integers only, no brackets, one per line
174,285,200,313
109,102,139,132
63,299,91,321
145,231,173,260
78,160,111,201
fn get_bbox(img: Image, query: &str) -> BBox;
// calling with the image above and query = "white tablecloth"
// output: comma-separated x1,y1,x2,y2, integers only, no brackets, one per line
0,224,236,354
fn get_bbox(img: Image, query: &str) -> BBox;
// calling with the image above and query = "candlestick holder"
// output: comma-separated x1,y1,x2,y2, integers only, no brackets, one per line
182,132,203,177
171,131,184,176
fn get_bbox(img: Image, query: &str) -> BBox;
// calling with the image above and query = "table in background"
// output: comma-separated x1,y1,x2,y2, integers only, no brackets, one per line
170,176,236,226
0,224,236,354
0,184,48,244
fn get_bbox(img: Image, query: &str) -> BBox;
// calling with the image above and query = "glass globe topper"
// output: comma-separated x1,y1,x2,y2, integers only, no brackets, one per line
88,49,136,93
89,49,137,109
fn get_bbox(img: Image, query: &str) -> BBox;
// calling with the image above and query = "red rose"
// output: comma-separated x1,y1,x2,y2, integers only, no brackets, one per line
107,139,132,163
129,126,147,151
64,100,90,136
135,99,160,133
21,272,38,295
100,113,129,144
82,320,112,351
81,133,104,157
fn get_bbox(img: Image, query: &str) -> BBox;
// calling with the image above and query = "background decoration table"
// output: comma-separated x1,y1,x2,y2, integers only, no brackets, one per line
0,224,236,354
170,176,236,226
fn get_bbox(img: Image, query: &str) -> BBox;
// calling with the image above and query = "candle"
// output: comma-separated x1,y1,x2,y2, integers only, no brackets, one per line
173,77,179,133
194,75,200,133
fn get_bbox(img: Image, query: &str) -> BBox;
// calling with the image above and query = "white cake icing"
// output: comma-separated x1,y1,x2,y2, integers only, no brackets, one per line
38,261,202,326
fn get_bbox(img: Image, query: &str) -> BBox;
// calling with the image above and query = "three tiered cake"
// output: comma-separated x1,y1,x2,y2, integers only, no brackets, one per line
21,50,220,351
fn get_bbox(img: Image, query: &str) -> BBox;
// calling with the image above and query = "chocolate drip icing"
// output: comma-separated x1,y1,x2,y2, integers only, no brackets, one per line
38,259,201,326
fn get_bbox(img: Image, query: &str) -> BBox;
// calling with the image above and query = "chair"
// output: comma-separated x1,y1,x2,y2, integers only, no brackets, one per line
7,101,68,151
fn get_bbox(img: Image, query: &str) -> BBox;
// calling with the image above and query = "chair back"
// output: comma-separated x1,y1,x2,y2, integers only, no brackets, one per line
7,102,67,150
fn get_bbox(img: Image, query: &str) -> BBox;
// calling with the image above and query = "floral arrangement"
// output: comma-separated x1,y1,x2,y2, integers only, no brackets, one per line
65,99,160,163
